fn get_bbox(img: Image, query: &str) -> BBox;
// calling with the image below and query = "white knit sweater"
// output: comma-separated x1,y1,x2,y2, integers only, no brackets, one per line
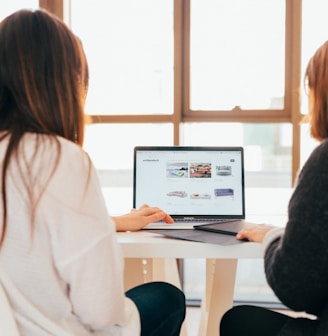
0,133,140,335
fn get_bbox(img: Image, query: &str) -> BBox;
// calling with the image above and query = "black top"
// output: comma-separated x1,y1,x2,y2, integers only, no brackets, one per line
265,139,328,335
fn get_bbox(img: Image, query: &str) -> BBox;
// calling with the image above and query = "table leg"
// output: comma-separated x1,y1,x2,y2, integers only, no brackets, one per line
123,258,188,336
123,258,147,290
199,259,238,336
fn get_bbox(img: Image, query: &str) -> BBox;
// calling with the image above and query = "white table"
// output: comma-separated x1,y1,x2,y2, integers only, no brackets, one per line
117,230,262,336
106,188,291,336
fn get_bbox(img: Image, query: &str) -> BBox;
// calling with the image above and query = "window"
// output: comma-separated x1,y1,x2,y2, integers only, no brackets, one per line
71,0,174,116
84,123,173,186
0,0,38,21
69,0,295,192
189,0,285,111
183,122,292,188
300,0,327,166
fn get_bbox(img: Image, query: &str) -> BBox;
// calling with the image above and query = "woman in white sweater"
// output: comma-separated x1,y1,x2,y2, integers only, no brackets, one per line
0,8,186,336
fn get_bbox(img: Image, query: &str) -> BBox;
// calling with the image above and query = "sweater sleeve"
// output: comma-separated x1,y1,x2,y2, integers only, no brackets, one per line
264,140,328,315
262,227,284,254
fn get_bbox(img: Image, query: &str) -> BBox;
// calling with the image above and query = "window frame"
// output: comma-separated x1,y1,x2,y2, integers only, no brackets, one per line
40,0,303,185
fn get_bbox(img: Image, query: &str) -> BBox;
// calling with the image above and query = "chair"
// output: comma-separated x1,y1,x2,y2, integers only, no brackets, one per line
0,280,20,336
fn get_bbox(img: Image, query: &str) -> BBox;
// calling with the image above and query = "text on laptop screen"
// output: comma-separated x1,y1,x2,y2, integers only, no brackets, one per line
134,147,245,218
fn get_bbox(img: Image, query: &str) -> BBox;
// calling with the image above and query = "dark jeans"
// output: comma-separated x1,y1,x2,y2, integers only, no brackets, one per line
220,305,291,336
126,281,186,336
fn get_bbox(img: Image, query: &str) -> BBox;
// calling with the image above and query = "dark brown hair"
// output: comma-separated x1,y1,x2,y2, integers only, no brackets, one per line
304,40,328,141
0,9,89,244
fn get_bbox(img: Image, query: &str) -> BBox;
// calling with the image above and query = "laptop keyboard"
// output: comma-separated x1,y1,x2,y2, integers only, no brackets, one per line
173,218,236,224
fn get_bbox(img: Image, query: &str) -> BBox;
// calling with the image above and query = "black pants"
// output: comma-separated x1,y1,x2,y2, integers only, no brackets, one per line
126,281,186,336
220,305,292,336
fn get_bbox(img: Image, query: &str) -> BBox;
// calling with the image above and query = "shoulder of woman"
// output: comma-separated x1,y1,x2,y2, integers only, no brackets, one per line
20,132,87,157
295,139,328,183
19,133,93,182
53,135,94,179
309,139,328,159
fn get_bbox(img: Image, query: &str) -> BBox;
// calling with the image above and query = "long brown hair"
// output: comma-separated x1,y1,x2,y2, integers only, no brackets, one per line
304,40,328,141
0,9,89,244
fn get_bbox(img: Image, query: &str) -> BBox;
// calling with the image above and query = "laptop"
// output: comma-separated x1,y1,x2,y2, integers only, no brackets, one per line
133,146,251,233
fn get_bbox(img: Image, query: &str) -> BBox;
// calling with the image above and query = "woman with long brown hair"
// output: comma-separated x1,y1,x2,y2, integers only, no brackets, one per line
0,8,185,335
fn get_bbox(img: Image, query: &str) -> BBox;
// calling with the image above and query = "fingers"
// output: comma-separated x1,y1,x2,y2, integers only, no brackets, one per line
236,224,274,243
139,204,149,209
138,206,174,224
236,230,248,240
162,213,174,224
130,204,149,213
236,226,257,239
150,209,173,223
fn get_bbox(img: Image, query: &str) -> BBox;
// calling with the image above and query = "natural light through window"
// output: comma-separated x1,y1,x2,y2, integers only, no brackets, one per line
0,1,38,21
189,0,285,110
71,0,174,115
300,0,328,165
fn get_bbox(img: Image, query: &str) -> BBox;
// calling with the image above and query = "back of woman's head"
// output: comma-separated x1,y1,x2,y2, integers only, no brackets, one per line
0,8,89,145
0,9,90,245
305,40,328,142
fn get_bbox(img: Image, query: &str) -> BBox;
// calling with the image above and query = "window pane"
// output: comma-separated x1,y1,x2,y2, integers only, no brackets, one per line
0,0,38,21
301,0,328,74
182,123,292,187
301,1,328,115
84,124,172,213
84,123,173,185
190,0,285,110
300,1,328,161
70,0,174,115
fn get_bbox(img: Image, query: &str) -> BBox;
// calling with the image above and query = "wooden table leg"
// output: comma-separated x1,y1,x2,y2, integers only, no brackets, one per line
123,258,146,291
199,259,238,336
123,258,188,336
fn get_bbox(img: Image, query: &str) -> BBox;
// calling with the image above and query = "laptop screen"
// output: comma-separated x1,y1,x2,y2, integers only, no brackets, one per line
133,146,245,219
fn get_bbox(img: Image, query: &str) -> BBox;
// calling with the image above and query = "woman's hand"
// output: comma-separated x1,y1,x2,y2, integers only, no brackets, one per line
112,204,174,232
236,223,275,243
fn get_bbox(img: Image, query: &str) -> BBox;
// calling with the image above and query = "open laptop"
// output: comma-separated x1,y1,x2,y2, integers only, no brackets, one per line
133,146,251,232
